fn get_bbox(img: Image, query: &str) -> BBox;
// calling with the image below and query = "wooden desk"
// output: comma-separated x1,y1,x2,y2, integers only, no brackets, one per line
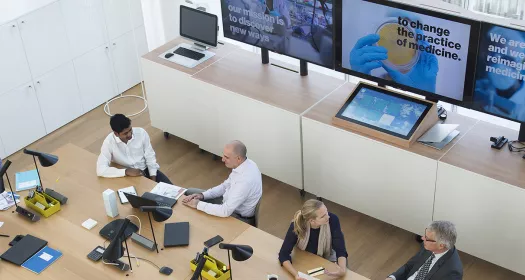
0,144,368,280
210,227,369,280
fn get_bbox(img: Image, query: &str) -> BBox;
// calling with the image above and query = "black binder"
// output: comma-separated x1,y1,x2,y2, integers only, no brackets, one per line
164,222,189,247
0,234,47,266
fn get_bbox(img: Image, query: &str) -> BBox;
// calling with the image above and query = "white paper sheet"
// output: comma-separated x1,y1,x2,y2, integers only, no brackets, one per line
150,182,186,200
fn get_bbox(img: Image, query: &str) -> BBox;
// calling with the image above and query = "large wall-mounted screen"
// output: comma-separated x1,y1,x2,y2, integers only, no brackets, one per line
221,0,334,68
472,22,525,123
334,0,480,105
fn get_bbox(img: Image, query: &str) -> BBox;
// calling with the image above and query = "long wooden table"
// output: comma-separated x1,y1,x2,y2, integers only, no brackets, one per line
0,144,368,279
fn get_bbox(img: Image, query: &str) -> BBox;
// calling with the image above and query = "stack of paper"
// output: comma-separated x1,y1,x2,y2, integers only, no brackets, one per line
0,192,20,210
150,182,187,200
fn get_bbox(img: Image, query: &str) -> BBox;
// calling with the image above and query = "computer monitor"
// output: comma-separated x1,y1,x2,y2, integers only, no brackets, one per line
333,0,480,105
335,82,433,140
472,22,525,140
220,0,334,69
180,5,218,49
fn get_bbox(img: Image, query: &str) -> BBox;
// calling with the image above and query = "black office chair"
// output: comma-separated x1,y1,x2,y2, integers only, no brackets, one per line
254,199,262,228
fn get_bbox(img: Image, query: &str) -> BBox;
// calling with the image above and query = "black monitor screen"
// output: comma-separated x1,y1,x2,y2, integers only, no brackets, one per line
220,0,334,68
472,22,525,123
334,0,480,105
180,6,218,47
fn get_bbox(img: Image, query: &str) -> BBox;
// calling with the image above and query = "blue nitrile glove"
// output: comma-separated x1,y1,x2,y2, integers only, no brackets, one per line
269,10,280,17
382,41,438,93
349,34,388,75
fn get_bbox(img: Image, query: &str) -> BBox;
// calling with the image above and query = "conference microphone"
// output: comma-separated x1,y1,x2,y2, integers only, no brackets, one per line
23,149,40,156
139,206,171,212
219,243,236,250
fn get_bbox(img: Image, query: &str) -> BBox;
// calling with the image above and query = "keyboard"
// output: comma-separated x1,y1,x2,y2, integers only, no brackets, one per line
156,202,171,207
174,47,205,61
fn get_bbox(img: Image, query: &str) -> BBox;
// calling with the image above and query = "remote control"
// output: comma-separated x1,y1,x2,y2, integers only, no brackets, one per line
87,246,105,262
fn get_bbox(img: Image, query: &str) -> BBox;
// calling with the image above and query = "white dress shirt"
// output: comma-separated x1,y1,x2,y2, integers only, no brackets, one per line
389,250,449,280
197,158,262,218
96,128,159,178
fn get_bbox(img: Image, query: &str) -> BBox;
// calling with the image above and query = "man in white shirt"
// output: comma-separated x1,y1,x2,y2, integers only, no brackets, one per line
386,221,463,280
96,114,172,184
182,140,262,226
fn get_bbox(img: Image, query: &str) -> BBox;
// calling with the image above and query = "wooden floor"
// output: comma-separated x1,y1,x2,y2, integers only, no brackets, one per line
5,85,524,280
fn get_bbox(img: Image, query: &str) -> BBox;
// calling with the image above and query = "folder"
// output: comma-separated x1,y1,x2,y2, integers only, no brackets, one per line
15,169,40,191
22,246,62,274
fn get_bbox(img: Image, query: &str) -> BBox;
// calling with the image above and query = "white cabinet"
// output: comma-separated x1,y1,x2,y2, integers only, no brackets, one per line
0,83,46,156
0,21,32,95
60,0,107,58
103,0,142,40
111,30,142,93
74,44,117,112
34,62,83,133
17,1,71,78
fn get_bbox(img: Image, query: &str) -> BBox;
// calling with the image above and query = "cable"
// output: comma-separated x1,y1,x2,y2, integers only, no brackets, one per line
123,255,161,270
508,140,525,152
126,215,142,235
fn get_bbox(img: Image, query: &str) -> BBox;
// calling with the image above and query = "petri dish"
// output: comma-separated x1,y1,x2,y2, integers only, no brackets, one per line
376,20,419,73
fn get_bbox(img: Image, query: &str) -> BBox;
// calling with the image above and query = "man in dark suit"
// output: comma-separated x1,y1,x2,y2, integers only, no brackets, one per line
386,221,462,280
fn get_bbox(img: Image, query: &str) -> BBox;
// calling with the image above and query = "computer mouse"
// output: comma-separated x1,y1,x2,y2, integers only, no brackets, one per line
164,53,174,59
159,266,173,275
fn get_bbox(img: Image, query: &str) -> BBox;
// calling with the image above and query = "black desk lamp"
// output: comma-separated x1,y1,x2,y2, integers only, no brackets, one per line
218,243,253,280
140,206,173,253
23,149,58,190
103,218,133,272
0,160,40,222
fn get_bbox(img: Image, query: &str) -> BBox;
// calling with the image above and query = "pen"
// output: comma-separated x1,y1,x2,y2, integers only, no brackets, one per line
0,234,9,238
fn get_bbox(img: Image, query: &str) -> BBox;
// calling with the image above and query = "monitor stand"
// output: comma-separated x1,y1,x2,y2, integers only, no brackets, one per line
260,48,308,76
519,123,525,142
426,96,447,120
191,42,209,52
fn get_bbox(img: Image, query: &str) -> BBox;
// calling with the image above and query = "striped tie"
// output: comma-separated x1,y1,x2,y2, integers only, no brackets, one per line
415,254,435,280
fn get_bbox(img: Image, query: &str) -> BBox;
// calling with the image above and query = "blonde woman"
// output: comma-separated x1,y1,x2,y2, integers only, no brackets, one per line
278,199,348,279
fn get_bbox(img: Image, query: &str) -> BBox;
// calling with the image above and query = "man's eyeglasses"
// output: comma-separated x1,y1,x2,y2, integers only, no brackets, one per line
424,228,437,243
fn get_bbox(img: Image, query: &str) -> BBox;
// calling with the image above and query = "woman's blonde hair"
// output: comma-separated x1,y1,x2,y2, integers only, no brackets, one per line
293,199,324,240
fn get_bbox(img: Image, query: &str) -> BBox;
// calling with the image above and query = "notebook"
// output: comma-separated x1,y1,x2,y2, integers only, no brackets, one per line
22,246,62,274
15,169,40,191
164,222,189,247
0,234,48,266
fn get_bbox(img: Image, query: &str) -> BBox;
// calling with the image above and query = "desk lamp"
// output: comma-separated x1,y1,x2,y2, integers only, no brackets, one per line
0,160,40,222
139,206,173,253
23,149,59,189
103,218,134,272
218,243,253,280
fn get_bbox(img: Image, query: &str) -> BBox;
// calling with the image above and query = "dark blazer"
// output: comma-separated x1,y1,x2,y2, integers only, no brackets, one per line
391,247,463,280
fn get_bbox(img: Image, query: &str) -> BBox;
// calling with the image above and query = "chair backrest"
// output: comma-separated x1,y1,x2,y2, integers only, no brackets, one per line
254,199,262,228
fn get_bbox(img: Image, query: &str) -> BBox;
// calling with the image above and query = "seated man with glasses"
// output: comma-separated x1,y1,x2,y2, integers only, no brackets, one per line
386,221,462,280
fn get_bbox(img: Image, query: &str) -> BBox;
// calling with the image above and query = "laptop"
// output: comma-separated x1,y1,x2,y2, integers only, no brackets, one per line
0,235,48,266
124,192,177,208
